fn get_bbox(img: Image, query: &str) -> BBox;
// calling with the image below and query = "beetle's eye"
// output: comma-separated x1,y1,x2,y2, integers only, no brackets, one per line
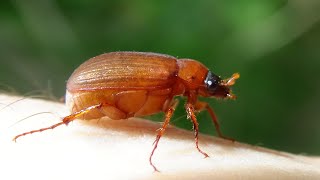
204,71,221,93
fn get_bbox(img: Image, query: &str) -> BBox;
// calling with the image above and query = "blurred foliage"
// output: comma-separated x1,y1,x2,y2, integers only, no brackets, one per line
0,0,319,155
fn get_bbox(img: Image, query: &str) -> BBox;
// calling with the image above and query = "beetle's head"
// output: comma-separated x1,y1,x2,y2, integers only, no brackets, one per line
203,71,240,99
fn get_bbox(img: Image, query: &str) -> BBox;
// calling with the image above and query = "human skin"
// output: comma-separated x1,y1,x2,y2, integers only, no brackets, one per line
0,94,319,180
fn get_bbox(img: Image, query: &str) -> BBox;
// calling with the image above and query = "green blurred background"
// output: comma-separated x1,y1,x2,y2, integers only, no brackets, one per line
0,0,319,155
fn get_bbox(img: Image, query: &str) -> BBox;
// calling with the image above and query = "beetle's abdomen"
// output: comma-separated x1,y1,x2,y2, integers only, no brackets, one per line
67,52,179,92
66,88,172,120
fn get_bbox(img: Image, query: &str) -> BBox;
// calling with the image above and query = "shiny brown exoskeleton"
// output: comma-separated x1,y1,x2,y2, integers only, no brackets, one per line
13,51,240,172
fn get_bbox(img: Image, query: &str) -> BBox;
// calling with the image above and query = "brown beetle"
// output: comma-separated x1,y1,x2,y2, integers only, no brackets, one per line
13,51,239,171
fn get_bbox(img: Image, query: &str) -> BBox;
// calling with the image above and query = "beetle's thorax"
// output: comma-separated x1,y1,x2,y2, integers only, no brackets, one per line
176,59,208,91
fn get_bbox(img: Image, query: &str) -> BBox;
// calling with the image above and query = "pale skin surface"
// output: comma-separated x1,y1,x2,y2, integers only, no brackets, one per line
0,94,319,180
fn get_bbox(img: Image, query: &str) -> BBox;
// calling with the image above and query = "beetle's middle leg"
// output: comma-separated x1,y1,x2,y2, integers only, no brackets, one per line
149,99,178,172
13,103,105,142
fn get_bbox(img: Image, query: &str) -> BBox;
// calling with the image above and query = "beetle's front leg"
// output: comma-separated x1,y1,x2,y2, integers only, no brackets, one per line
194,101,234,141
185,103,209,158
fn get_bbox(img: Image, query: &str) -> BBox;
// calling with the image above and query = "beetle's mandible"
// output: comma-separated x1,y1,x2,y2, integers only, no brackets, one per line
13,51,240,172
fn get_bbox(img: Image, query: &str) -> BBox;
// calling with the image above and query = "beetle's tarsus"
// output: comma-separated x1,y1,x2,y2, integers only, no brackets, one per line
12,104,103,141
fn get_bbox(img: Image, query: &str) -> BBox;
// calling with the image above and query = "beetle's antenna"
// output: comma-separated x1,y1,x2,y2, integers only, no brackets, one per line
221,73,240,86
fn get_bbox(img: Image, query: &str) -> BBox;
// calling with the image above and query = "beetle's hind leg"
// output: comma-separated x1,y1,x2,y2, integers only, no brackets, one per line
13,103,104,142
149,99,178,172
